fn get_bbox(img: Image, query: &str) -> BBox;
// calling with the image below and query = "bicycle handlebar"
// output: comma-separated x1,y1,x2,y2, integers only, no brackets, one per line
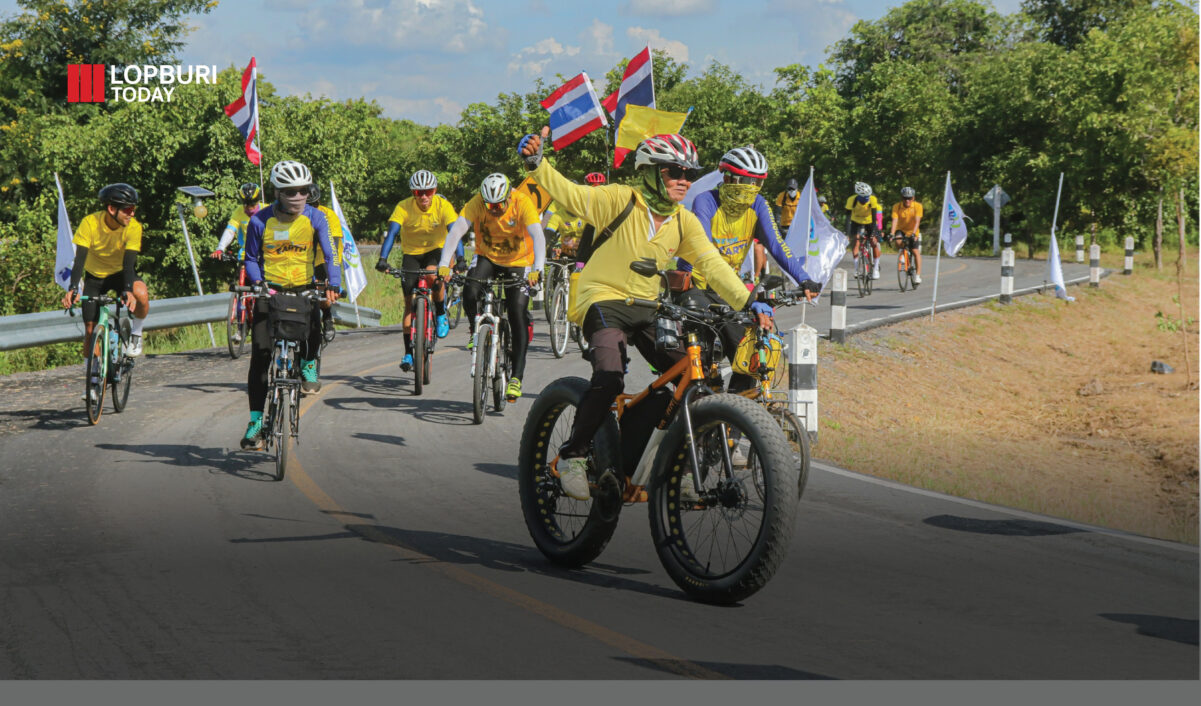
234,282,330,302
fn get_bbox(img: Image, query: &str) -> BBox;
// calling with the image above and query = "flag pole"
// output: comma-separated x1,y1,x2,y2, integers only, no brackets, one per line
931,171,949,321
1047,172,1065,294
253,59,265,189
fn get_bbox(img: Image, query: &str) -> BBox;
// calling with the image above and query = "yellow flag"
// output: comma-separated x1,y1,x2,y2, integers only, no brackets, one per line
614,104,689,168
514,175,552,214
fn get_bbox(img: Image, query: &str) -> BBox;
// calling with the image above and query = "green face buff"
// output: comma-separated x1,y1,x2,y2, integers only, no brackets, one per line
639,168,681,217
718,182,761,217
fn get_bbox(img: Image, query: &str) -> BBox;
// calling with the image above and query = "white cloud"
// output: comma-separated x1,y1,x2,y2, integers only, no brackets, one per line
292,0,502,53
620,0,716,16
506,37,581,76
763,0,858,62
626,27,689,63
582,19,615,58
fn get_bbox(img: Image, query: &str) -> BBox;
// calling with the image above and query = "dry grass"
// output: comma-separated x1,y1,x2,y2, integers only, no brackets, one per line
814,250,1199,544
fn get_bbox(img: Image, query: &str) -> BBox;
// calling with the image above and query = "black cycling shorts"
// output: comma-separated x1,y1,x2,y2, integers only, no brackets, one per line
81,271,144,323
401,249,442,295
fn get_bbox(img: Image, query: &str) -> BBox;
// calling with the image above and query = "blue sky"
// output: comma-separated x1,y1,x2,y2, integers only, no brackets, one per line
2,0,1024,125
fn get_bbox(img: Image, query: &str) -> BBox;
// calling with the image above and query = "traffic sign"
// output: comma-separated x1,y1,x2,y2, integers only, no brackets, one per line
984,184,1010,209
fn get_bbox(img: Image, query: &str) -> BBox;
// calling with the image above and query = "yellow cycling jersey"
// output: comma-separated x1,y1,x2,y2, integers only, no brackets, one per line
252,205,329,288
387,194,458,255
545,202,586,245
73,211,143,277
845,194,882,225
226,203,267,249
775,191,800,227
314,205,344,268
461,190,540,267
890,200,924,235
691,204,758,291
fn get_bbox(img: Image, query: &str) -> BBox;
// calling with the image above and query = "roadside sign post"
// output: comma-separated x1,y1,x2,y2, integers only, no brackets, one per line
176,186,217,348
983,184,1010,256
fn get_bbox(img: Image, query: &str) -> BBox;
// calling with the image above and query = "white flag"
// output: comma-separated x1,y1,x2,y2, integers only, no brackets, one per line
53,173,77,292
940,173,969,257
681,169,722,211
1047,231,1075,302
790,174,847,296
328,183,368,302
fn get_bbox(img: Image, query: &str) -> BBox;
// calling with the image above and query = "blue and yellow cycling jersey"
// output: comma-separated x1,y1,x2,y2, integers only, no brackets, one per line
244,204,340,290
314,204,344,268
679,190,807,289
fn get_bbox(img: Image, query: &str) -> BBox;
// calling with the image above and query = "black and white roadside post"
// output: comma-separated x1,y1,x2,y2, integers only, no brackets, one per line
176,185,217,347
983,184,1009,256
1000,233,1014,304
787,323,819,444
1124,236,1135,275
829,268,847,343
1076,234,1085,263
1090,244,1102,287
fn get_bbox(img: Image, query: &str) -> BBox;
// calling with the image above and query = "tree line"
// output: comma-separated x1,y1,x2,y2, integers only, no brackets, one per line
0,0,1196,320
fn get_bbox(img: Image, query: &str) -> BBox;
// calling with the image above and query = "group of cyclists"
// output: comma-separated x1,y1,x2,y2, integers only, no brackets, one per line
62,127,929,474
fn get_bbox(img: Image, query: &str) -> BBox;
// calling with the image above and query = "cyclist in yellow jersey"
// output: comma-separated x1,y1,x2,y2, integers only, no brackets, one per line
517,128,780,500
210,183,266,260
889,186,924,284
239,160,340,450
774,177,800,233
845,181,884,280
436,173,545,402
306,183,345,343
61,183,152,404
376,169,460,369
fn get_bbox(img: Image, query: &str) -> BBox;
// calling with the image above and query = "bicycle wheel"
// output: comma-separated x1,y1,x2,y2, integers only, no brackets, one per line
111,318,133,412
446,283,463,330
908,250,919,290
648,393,799,605
897,250,908,292
572,322,589,354
517,376,623,567
548,283,569,359
273,388,289,481
765,403,811,499
492,323,509,412
865,252,875,295
855,255,867,297
85,324,108,425
413,296,427,395
543,268,558,326
226,293,243,358
472,324,493,424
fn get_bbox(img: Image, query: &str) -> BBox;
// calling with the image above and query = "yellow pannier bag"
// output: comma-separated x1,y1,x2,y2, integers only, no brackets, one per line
731,326,782,377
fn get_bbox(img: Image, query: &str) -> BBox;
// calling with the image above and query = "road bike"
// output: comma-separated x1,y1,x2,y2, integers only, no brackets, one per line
894,233,920,292
235,283,327,481
445,266,465,330
385,266,439,395
517,260,800,605
218,251,253,359
68,294,135,425
545,259,573,358
455,273,530,425
850,224,877,297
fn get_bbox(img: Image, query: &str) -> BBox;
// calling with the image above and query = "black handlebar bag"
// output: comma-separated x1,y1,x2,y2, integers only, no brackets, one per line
267,292,312,342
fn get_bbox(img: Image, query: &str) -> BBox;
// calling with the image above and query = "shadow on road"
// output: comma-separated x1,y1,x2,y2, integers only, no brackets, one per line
351,432,407,447
613,656,835,680
922,514,1086,537
0,407,90,433
474,462,516,480
1099,614,1199,646
165,382,244,394
344,523,680,600
323,390,476,426
94,442,279,482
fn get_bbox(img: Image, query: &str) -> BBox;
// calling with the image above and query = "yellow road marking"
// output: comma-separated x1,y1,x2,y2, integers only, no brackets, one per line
284,345,727,680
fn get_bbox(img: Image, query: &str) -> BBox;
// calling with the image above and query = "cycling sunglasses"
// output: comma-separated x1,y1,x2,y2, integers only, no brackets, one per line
280,187,310,197
724,174,764,186
661,165,703,182
116,205,137,215
413,188,435,198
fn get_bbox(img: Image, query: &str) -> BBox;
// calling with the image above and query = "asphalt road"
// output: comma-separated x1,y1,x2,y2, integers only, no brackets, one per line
0,253,1195,680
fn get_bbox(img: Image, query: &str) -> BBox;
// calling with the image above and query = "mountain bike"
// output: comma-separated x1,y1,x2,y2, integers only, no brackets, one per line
219,251,252,359
235,283,327,481
517,260,800,605
68,294,135,425
545,259,572,358
445,265,465,330
894,233,919,292
456,273,529,425
386,266,438,395
850,224,876,297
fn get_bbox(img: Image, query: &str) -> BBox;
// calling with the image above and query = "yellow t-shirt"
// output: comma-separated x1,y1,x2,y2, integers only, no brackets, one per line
890,200,924,236
387,194,458,255
461,190,540,267
545,201,586,254
314,205,344,267
775,191,800,227
73,211,143,277
845,194,882,225
251,205,329,288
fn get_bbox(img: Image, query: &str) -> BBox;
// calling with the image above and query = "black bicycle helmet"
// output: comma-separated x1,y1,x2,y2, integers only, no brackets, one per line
307,183,322,205
98,183,139,207
239,182,262,202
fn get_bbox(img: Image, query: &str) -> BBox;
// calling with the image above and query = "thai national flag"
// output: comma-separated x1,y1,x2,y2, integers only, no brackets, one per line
223,57,261,165
601,46,655,130
540,72,608,151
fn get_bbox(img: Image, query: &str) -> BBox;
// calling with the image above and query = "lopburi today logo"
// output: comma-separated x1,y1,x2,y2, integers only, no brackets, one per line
67,64,218,104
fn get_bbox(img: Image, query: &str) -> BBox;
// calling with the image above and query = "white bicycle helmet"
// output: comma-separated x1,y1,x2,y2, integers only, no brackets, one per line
479,173,511,204
270,160,312,189
410,169,438,190
633,133,701,170
854,181,873,198
719,146,768,179
900,186,915,198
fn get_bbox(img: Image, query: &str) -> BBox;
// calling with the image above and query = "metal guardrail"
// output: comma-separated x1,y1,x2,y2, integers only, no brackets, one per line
0,294,381,352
